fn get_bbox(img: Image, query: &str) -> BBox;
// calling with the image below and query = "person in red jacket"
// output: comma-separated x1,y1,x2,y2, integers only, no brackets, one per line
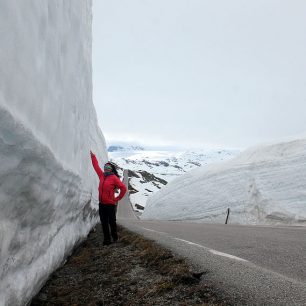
90,151,127,245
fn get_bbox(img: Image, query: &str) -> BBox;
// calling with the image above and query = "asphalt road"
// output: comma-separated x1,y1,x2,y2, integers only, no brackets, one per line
117,170,306,305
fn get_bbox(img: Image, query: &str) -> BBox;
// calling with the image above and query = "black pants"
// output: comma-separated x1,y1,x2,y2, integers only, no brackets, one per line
99,203,117,243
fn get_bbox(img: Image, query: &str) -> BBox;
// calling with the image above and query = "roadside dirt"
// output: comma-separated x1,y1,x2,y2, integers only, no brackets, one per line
31,225,229,306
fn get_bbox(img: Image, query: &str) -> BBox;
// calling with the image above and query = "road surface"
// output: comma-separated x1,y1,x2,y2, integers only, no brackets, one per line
117,170,306,305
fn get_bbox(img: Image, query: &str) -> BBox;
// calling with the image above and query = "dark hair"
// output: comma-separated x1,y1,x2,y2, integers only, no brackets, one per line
106,162,120,178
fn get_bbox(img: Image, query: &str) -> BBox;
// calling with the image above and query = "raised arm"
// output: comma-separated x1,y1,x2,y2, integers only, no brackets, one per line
114,177,127,202
90,151,103,178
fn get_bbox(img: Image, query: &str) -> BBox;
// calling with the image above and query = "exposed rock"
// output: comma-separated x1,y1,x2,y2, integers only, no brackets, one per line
135,204,145,210
138,170,167,185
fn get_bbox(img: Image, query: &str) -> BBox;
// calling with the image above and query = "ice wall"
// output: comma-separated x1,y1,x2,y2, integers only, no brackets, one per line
142,140,306,226
0,1,107,305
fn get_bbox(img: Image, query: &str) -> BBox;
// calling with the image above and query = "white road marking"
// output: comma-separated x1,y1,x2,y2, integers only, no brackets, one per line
174,238,248,262
141,227,169,235
174,238,204,248
209,249,248,262
139,228,248,263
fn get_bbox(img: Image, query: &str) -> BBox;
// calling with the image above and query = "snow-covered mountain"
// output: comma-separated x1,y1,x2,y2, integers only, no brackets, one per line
109,144,239,209
109,145,238,181
0,2,106,306
108,145,145,152
142,139,306,226
127,169,168,211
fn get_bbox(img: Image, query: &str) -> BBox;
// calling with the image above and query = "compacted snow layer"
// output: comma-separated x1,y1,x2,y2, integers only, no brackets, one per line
0,2,107,305
142,140,306,226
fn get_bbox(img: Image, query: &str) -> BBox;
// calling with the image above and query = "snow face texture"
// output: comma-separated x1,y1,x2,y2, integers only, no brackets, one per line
142,140,306,226
0,2,107,305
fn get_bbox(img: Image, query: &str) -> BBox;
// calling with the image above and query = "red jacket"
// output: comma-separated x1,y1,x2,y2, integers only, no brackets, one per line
91,154,127,205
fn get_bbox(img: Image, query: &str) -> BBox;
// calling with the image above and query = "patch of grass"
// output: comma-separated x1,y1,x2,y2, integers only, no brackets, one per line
68,247,92,265
120,227,198,283
31,225,228,306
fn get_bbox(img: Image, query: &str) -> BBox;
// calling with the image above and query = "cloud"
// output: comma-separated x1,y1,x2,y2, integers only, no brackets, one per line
93,0,306,149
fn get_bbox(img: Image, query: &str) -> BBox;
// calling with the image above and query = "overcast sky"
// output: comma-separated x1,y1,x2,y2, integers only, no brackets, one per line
92,0,306,149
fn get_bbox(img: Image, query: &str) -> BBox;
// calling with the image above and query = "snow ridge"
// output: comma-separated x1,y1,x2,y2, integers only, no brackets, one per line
142,140,306,226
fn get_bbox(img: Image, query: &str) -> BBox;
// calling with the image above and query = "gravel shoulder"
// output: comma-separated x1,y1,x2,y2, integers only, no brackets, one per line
31,225,230,306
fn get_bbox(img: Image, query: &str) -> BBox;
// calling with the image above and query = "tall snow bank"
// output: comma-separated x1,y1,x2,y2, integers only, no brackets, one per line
0,1,107,305
142,140,306,226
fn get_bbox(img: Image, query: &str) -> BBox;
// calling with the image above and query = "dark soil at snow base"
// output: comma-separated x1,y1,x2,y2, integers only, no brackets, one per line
31,225,230,306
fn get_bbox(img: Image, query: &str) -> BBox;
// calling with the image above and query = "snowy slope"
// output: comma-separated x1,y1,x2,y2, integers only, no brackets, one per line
127,169,167,211
142,140,306,226
109,145,238,209
0,2,106,305
110,146,237,182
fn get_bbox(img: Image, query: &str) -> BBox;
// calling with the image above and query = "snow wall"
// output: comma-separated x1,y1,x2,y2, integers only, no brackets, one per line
142,140,306,226
0,1,107,305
